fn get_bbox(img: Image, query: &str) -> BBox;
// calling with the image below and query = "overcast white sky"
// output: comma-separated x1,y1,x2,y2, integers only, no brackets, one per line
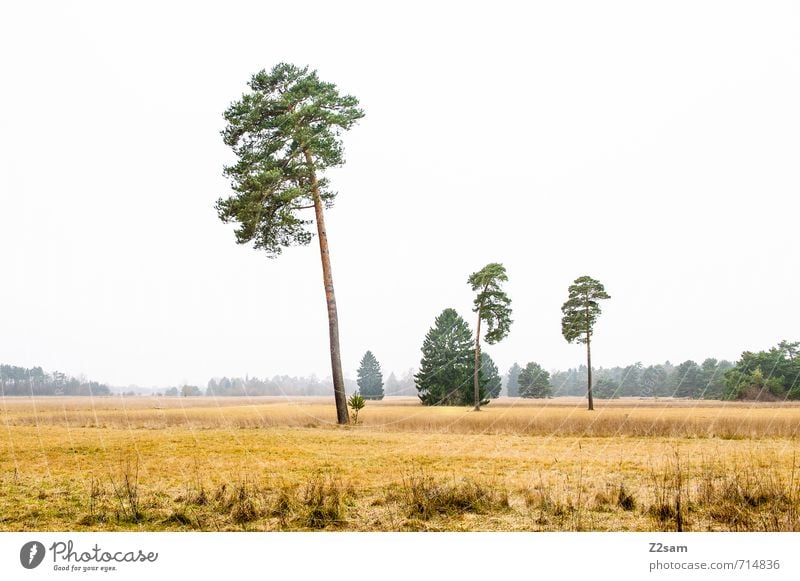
1,1,798,388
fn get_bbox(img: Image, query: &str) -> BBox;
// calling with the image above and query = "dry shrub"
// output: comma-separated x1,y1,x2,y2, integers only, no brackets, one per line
526,489,570,517
80,477,110,525
643,453,800,532
400,470,509,520
700,462,799,531
176,479,208,507
300,473,349,529
648,454,688,531
230,481,259,524
269,484,298,528
617,483,636,511
259,473,352,529
209,478,262,524
108,459,142,523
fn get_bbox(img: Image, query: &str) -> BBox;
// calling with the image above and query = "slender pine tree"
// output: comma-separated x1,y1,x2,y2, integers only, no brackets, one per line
468,263,512,411
561,276,611,411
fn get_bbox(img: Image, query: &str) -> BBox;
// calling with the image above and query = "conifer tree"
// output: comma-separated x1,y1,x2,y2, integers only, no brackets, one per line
506,362,521,397
518,361,552,398
468,263,512,411
384,371,400,396
217,63,364,424
561,276,611,411
356,350,384,400
415,309,477,406
480,352,502,399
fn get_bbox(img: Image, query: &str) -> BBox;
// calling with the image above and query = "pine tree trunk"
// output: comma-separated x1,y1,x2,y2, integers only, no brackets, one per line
586,331,594,411
306,150,349,425
474,313,482,411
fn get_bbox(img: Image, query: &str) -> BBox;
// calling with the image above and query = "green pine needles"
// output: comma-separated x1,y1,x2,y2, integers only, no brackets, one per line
347,393,366,424
415,309,497,406
217,63,364,257
468,263,513,344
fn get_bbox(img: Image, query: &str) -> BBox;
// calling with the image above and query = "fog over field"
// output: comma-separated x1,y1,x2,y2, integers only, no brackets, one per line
1,1,798,390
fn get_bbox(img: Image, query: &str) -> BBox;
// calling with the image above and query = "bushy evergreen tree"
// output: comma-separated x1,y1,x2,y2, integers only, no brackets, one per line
357,350,384,400
480,352,502,399
518,361,552,398
415,309,480,406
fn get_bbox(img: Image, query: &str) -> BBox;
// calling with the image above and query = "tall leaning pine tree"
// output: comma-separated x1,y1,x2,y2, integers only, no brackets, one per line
217,63,364,425
561,276,611,411
468,263,512,411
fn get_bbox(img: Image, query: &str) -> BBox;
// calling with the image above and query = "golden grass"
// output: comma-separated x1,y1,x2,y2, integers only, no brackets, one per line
4,396,800,438
1,396,799,531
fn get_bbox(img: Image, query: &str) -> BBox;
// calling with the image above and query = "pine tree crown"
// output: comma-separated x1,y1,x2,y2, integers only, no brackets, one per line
217,63,364,257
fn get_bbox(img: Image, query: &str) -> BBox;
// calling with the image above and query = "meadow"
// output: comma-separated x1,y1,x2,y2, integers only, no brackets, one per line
1,396,799,532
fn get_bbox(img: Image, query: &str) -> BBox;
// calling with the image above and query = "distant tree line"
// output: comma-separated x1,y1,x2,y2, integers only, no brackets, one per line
502,341,799,401
384,370,417,396
0,364,111,396
546,359,734,399
203,374,358,397
200,367,421,399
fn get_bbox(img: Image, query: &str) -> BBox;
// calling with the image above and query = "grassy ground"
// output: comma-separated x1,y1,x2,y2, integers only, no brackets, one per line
1,396,799,531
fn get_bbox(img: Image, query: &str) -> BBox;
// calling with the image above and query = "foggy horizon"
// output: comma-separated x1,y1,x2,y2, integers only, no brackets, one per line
2,2,798,389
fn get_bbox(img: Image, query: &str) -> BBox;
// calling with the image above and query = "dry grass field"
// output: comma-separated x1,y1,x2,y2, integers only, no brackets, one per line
1,396,799,531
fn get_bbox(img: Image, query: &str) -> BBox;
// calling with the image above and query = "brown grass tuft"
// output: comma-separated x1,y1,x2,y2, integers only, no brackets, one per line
399,470,509,520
